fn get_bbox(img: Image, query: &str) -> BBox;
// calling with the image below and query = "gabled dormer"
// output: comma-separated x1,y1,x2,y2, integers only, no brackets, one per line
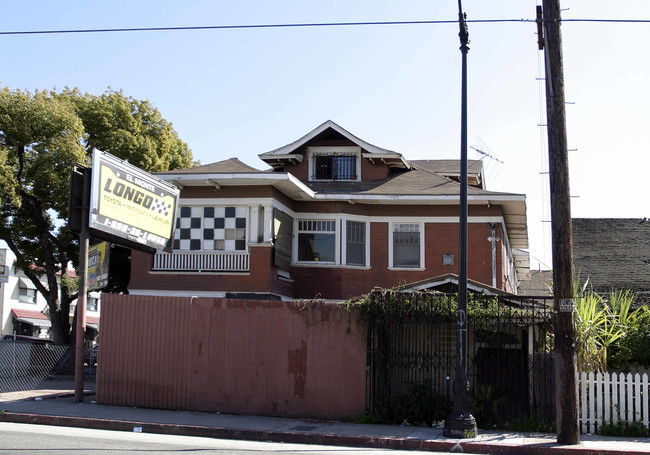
258,120,410,182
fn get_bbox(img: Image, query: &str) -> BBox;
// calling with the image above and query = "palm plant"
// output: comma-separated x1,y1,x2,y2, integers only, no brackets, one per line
574,280,640,372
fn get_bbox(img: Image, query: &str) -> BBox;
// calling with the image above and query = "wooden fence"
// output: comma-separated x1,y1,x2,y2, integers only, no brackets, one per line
579,371,650,433
96,294,367,420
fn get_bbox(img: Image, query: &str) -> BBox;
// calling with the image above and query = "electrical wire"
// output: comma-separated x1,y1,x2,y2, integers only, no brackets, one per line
1,18,649,36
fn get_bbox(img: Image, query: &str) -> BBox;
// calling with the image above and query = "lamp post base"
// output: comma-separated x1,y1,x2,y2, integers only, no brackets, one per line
443,412,478,438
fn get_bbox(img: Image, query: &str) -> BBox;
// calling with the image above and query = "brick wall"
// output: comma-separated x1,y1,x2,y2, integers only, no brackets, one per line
129,211,508,299
129,245,278,294
291,221,501,300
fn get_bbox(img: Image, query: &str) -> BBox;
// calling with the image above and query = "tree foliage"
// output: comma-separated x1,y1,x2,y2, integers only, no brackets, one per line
0,87,193,344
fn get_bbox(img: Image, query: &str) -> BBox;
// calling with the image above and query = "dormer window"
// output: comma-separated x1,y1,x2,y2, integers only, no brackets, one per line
308,146,361,181
315,155,356,180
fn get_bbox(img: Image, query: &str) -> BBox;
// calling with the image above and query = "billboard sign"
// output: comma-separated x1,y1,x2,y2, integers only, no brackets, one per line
88,242,110,291
89,150,180,252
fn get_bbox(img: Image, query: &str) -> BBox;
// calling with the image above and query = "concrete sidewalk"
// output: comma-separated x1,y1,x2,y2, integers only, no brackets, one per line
1,388,650,454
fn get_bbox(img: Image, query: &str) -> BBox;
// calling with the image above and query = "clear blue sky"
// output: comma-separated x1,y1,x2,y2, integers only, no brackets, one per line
2,1,649,271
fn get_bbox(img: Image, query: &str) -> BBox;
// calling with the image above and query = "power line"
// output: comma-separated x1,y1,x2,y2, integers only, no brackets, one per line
2,18,649,36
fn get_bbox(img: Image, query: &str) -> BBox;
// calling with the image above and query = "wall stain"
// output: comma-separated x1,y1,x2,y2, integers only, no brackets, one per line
287,340,307,398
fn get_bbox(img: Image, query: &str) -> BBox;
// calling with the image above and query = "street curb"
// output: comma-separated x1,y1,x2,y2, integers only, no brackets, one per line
0,411,645,455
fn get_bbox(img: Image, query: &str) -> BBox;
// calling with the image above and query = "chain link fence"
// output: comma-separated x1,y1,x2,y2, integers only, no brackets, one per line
0,339,97,401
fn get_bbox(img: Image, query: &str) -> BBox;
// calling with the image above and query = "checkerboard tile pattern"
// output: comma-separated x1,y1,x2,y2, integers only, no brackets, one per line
173,206,247,251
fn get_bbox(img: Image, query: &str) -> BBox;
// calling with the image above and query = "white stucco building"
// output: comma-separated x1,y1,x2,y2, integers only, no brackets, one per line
0,245,100,341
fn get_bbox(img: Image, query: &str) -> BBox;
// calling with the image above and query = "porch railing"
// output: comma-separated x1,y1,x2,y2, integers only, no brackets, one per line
153,251,250,272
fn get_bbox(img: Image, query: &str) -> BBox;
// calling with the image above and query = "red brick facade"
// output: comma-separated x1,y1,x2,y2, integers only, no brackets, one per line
130,122,526,300
130,218,510,300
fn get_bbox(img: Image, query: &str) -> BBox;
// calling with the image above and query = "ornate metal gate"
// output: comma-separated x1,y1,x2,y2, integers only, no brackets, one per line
363,291,555,426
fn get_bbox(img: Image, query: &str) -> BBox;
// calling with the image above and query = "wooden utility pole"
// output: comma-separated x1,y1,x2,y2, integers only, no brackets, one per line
541,0,580,444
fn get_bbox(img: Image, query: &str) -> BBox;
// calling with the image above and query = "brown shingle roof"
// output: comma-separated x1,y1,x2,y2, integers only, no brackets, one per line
158,158,263,175
306,165,515,198
573,218,650,303
410,159,484,174
518,269,553,296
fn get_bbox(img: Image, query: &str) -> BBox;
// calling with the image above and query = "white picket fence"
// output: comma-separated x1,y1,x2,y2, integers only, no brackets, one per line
579,371,650,434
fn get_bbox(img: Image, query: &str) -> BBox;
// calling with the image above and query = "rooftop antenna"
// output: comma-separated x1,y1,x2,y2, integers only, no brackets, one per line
470,139,503,185
470,142,504,164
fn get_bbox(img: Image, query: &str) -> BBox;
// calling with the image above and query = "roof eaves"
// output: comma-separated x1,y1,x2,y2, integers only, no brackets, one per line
158,171,317,200
259,120,409,166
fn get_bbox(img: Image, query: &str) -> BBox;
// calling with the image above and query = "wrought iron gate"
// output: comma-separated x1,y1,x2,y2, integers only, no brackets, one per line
364,291,556,426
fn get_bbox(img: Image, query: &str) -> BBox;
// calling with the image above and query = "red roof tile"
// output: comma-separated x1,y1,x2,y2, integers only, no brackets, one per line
11,308,48,319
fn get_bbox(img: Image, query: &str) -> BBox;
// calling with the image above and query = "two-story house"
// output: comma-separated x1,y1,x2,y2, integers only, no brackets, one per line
128,121,530,300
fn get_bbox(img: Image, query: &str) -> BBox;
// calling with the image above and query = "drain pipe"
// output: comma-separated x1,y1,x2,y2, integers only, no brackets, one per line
488,223,500,288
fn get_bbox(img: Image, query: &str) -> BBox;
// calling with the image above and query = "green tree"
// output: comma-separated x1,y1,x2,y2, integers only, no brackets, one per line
59,88,193,171
0,87,193,344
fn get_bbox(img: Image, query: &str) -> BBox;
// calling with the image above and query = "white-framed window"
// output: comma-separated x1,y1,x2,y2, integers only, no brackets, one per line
87,297,98,312
345,220,367,266
308,147,361,181
18,278,37,304
390,222,424,269
173,206,247,251
297,220,337,263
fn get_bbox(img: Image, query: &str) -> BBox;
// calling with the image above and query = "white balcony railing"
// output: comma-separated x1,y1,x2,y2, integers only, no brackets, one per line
153,251,250,272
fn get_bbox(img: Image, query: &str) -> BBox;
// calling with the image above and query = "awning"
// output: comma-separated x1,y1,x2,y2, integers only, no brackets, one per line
18,277,37,289
86,323,99,330
15,316,51,328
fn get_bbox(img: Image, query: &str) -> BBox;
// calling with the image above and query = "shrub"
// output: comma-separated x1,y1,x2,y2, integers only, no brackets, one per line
574,283,643,372
505,414,556,433
598,421,649,437
609,310,650,371
470,384,507,428
393,380,451,426
356,380,450,427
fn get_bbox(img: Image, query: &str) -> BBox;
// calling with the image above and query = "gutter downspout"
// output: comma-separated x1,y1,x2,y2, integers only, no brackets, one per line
488,223,500,288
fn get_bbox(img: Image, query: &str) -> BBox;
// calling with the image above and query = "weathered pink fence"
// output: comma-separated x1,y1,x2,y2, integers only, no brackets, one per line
97,294,367,419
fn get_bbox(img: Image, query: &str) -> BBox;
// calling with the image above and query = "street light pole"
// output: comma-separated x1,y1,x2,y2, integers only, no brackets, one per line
443,0,477,439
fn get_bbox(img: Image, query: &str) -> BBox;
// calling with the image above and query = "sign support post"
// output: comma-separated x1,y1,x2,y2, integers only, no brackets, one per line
74,167,91,402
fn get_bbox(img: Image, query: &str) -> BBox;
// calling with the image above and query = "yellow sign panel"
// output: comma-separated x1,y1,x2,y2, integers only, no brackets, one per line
88,242,110,291
98,165,175,238
89,150,180,251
